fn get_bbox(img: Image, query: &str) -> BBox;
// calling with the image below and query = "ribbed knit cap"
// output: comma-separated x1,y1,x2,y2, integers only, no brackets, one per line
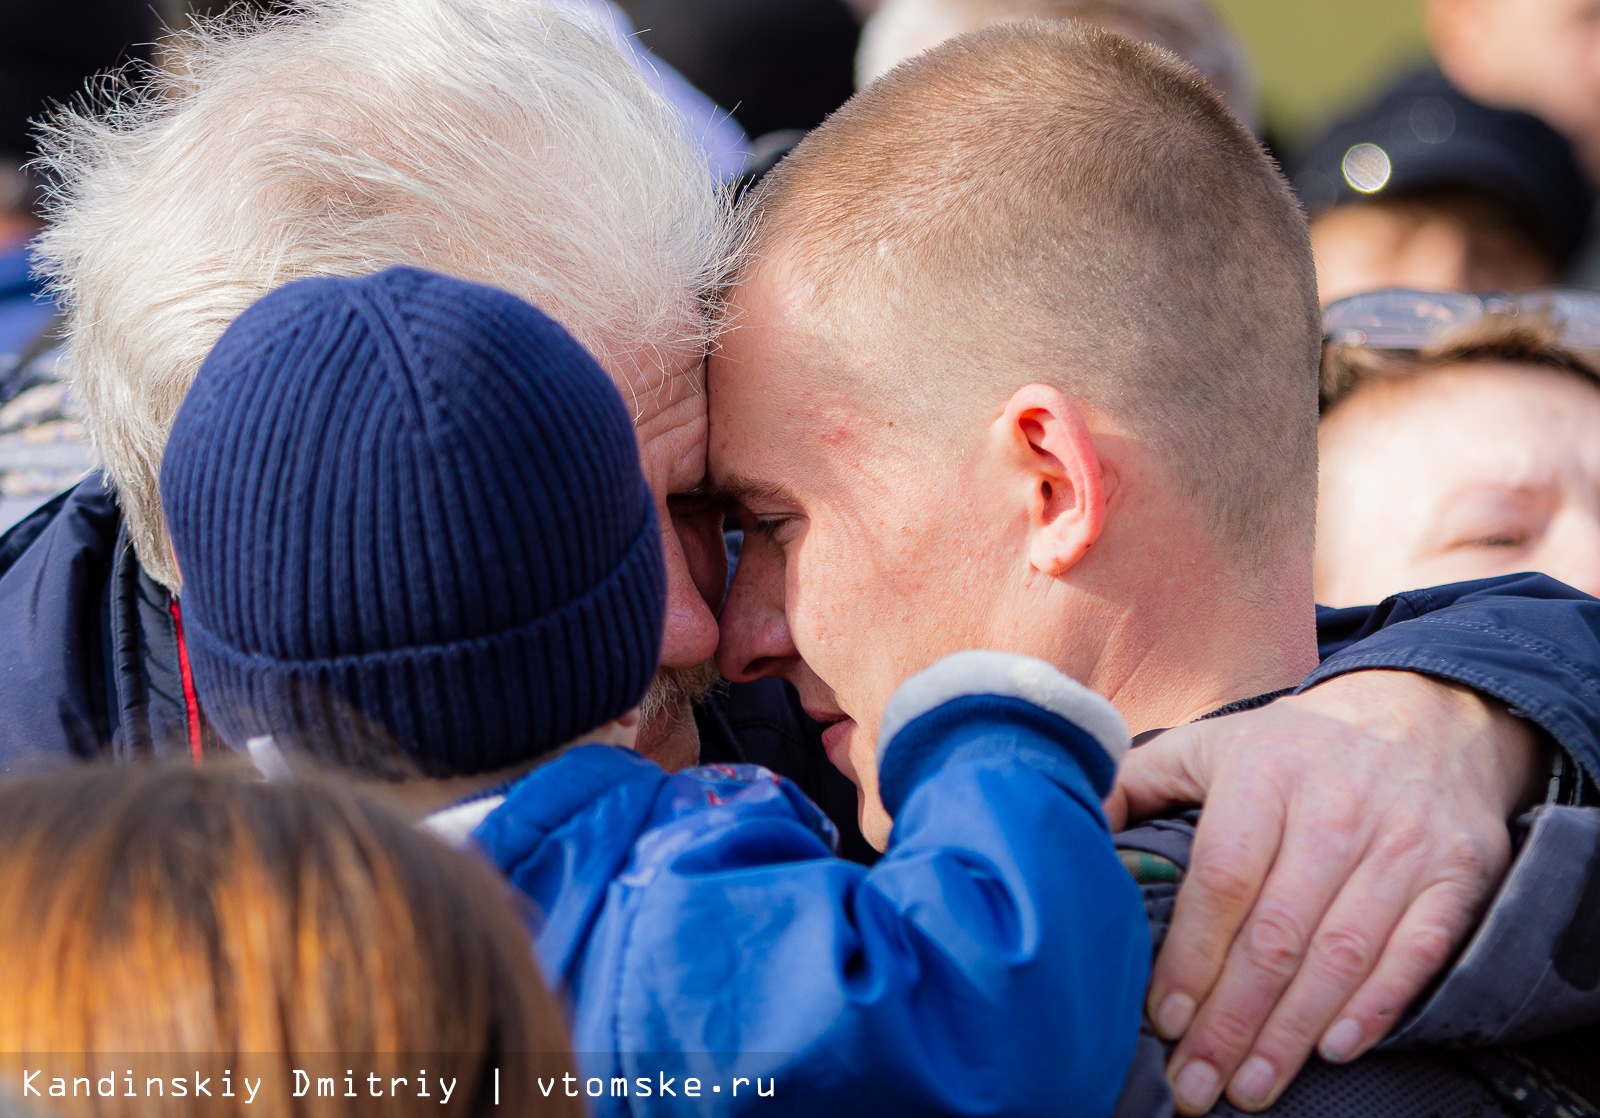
160,266,666,776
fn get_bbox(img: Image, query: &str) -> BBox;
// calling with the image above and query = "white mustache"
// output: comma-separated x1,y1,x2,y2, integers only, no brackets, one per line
638,661,722,727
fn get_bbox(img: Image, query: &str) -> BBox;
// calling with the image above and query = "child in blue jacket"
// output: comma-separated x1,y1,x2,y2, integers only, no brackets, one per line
161,265,1149,1117
475,652,1147,1117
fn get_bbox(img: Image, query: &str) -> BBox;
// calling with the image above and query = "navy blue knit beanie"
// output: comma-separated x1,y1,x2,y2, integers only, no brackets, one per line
160,266,666,776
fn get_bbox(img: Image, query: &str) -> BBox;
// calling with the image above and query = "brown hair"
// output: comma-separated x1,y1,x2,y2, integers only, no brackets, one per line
743,21,1321,559
1321,312,1600,413
0,763,579,1117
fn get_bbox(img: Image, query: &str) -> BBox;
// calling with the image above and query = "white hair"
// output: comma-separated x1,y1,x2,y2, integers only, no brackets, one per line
856,0,1259,130
33,0,731,589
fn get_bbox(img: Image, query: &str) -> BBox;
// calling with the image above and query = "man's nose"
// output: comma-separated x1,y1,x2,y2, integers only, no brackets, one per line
716,535,798,683
658,516,720,672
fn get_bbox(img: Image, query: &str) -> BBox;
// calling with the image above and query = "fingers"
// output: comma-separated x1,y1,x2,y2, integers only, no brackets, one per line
1168,810,1504,1114
1159,791,1364,1114
1146,772,1287,1083
1128,678,1525,1115
1317,875,1495,1064
1112,724,1213,824
1202,841,1423,1110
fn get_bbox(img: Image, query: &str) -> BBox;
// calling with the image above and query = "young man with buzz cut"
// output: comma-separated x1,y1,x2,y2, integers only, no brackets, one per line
712,23,1600,1115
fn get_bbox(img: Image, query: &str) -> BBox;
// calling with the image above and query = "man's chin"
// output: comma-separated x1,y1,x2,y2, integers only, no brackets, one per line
635,702,701,772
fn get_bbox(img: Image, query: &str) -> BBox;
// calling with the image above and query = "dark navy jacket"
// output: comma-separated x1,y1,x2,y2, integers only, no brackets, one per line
1113,803,1600,1116
5,477,1600,828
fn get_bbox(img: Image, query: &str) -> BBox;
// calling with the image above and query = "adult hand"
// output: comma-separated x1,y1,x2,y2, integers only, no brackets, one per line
1104,670,1544,1115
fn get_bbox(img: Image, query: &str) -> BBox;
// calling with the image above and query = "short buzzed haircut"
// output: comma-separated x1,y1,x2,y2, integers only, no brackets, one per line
746,22,1320,559
857,0,1257,128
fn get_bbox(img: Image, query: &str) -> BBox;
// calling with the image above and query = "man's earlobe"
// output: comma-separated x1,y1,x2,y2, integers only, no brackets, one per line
1001,384,1106,577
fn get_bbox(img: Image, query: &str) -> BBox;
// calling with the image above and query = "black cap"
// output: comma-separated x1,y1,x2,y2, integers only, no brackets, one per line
1291,70,1594,268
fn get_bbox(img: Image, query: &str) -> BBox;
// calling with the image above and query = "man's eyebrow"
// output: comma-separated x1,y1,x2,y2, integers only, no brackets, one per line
711,474,797,506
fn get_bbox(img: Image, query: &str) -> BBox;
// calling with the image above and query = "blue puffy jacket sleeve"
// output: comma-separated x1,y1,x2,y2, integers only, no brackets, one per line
475,652,1149,1118
1311,573,1600,782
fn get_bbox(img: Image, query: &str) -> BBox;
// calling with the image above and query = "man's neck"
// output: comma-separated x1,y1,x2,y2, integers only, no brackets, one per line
1074,559,1320,737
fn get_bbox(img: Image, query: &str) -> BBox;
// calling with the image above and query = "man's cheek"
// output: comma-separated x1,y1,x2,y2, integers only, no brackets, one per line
789,599,840,666
790,548,859,648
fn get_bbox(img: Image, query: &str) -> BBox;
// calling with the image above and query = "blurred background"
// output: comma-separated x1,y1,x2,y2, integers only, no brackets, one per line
3,0,1598,565
1,0,1589,214
2,0,1597,397
1212,0,1426,141
613,0,1435,142
0,0,1511,159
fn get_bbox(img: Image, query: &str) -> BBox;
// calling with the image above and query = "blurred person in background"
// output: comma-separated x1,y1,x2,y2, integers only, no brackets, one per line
1317,289,1600,605
1292,73,1593,304
0,0,153,530
854,0,1258,129
0,762,579,1117
1426,0,1600,286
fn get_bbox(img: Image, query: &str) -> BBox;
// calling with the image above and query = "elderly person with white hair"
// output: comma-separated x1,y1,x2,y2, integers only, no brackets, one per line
0,0,1585,785
10,5,1600,1111
4,0,735,774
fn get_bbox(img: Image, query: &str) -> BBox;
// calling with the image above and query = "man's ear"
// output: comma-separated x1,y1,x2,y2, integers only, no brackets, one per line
997,384,1107,577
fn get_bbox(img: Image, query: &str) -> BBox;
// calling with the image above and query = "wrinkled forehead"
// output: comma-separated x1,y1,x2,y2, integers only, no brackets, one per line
602,339,708,424
591,337,710,495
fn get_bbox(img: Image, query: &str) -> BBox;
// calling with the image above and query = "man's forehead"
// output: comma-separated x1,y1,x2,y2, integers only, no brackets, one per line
707,246,897,496
705,353,840,502
724,243,849,348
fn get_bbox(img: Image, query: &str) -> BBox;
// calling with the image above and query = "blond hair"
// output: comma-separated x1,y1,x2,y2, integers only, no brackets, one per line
746,21,1320,559
0,762,578,1116
34,0,731,590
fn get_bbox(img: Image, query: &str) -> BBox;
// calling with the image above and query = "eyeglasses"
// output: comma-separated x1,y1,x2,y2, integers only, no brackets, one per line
1322,287,1600,354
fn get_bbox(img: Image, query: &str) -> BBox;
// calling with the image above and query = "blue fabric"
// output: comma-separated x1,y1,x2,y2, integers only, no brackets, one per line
160,267,666,775
0,243,54,361
1310,573,1600,782
477,691,1149,1118
877,692,1119,817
